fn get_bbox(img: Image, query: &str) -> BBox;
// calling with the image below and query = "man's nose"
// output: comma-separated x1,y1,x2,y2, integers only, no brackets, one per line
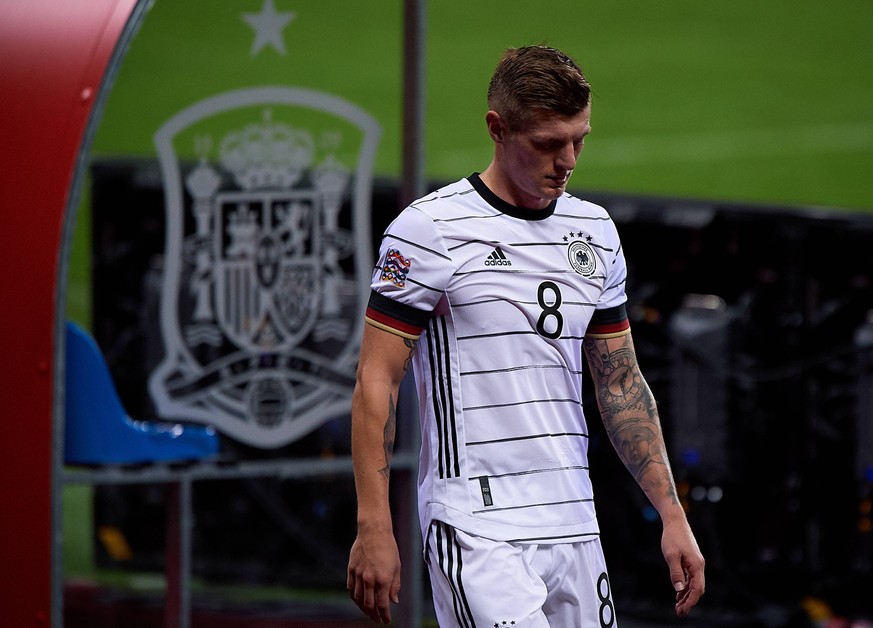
556,143,577,170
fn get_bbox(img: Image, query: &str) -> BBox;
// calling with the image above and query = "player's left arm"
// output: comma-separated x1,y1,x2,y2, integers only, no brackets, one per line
583,330,705,617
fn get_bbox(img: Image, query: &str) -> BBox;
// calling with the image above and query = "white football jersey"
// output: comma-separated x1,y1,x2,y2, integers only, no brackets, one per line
366,175,630,543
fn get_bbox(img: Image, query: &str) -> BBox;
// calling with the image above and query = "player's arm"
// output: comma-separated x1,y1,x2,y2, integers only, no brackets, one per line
347,322,417,624
582,330,705,617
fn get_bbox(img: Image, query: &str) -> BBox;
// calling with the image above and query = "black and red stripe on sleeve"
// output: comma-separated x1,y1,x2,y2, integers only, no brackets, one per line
364,290,432,340
586,303,630,339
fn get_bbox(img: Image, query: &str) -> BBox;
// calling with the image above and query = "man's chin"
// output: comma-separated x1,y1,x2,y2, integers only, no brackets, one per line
545,176,570,194
543,186,566,200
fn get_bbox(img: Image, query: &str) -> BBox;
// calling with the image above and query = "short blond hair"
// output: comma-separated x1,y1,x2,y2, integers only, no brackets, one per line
487,45,591,131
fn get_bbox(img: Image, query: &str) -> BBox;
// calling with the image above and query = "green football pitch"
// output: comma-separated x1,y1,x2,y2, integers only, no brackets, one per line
88,0,873,211
425,1,873,213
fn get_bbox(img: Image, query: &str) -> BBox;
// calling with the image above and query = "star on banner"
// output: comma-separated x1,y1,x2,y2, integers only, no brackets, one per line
243,0,295,57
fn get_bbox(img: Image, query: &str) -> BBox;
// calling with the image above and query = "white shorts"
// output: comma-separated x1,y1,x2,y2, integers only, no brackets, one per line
425,521,617,627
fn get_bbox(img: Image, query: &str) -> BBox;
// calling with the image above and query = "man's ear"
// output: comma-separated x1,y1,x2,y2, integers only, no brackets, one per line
485,110,504,143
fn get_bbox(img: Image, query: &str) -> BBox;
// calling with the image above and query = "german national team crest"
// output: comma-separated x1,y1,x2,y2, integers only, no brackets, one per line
566,232,597,278
149,87,381,448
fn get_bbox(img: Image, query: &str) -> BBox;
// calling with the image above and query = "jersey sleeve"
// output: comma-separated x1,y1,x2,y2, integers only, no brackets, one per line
365,206,455,339
587,215,630,338
586,303,630,339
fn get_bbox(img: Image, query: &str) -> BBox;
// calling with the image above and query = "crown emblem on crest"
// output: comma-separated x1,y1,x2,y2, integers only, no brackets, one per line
219,109,314,190
313,154,350,211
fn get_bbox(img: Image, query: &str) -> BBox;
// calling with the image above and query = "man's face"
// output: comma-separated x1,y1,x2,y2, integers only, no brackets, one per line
498,104,591,209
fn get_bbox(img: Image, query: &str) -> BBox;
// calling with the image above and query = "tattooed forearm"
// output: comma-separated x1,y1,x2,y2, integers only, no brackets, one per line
377,393,397,480
585,335,678,505
610,407,679,504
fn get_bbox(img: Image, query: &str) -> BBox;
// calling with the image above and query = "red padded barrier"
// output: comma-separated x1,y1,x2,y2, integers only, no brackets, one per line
0,1,138,624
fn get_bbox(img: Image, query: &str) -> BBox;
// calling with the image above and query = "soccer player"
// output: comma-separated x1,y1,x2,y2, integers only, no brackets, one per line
347,45,705,626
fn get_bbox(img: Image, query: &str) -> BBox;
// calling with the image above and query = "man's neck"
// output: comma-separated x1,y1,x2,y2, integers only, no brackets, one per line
478,165,550,210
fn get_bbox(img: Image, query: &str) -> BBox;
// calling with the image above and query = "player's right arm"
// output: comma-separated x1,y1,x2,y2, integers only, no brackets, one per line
347,322,417,624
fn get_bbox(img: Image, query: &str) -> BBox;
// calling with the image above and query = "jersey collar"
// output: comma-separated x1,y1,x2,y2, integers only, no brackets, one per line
468,173,557,221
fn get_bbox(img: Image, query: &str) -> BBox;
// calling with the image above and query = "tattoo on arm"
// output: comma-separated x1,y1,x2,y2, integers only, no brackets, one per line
374,338,415,481
402,338,417,372
611,417,661,483
584,336,678,504
377,393,397,480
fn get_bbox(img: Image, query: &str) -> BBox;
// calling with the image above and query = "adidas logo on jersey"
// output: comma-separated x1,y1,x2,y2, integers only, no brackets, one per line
484,246,512,266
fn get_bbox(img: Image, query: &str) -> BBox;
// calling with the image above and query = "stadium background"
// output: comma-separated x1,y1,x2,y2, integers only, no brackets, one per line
61,0,872,626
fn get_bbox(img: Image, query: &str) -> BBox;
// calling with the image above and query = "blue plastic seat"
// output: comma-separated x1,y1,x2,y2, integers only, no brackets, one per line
64,321,219,465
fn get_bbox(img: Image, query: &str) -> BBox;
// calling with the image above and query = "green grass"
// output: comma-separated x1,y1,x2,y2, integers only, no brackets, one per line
62,485,94,577
65,0,873,598
423,0,873,210
88,0,873,211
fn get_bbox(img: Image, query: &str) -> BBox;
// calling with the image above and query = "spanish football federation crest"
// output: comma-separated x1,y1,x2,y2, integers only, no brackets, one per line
148,87,380,448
